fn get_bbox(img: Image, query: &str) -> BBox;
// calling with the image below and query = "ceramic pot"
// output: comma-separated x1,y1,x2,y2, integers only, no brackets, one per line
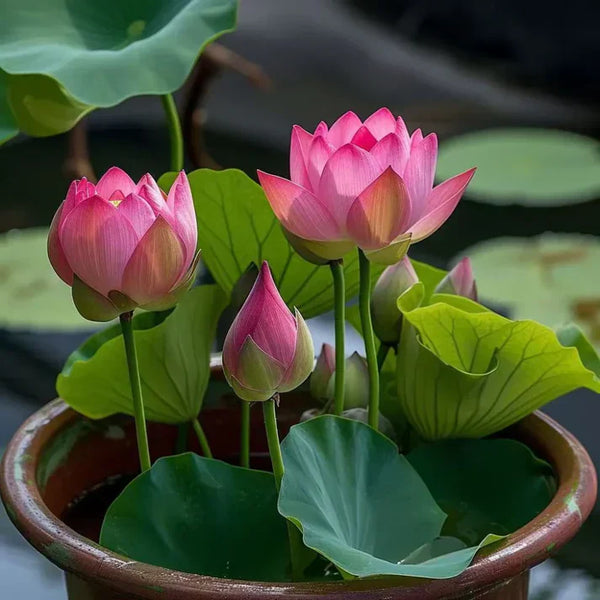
1,367,596,600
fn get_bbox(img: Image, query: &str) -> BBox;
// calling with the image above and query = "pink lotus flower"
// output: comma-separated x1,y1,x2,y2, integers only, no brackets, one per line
258,108,476,264
223,262,314,402
48,166,198,321
434,257,478,301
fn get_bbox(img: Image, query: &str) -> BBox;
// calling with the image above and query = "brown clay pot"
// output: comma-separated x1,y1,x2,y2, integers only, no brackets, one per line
0,366,597,600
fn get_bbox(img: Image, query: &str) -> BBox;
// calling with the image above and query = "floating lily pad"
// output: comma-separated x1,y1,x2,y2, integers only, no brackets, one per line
100,453,290,580
437,129,600,205
458,233,600,349
0,0,237,139
0,228,95,330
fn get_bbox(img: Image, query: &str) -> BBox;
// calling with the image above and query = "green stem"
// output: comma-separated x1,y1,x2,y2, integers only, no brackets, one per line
240,401,251,468
263,397,304,581
358,250,380,431
119,312,151,472
160,94,184,172
377,343,391,372
192,418,213,458
329,259,346,416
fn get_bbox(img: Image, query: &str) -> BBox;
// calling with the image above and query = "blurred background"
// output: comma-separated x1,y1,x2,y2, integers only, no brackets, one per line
1,0,599,597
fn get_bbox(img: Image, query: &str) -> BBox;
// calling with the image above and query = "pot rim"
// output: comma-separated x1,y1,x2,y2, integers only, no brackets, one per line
0,399,596,599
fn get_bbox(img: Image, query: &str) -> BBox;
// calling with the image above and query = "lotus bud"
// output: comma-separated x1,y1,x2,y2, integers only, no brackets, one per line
310,343,336,402
328,352,369,409
434,257,478,300
342,408,396,441
222,261,314,402
371,256,419,344
48,167,199,321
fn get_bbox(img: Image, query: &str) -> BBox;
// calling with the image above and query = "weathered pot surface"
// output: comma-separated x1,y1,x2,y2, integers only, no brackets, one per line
0,367,596,600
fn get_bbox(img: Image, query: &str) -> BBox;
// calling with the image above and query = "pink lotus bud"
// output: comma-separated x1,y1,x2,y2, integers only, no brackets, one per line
48,167,198,321
434,257,478,301
258,109,475,264
222,262,314,402
310,343,336,402
371,256,419,344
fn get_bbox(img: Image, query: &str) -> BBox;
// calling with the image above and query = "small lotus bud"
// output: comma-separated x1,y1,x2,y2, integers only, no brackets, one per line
342,408,396,441
310,343,336,403
371,256,419,344
327,352,369,409
434,257,477,301
222,262,314,402
300,408,322,423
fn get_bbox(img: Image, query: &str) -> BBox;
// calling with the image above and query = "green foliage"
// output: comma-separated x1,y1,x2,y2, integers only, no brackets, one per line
396,287,600,439
278,416,501,578
159,169,385,318
100,453,290,580
0,0,237,141
437,128,600,205
408,438,555,545
57,285,227,423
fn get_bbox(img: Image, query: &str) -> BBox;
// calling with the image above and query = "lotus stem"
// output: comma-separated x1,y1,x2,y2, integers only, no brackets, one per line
240,401,251,468
377,343,390,372
192,418,213,458
160,93,184,172
329,259,346,416
263,397,304,581
358,250,380,430
119,312,151,472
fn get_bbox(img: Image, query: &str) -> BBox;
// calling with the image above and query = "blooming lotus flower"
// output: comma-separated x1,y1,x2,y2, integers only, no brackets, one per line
223,262,314,402
258,108,476,264
48,167,198,321
434,257,478,301
309,344,369,409
371,256,419,345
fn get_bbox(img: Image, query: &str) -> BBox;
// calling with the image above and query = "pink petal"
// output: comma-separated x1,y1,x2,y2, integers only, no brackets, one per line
314,121,328,137
370,133,410,175
404,132,438,216
166,171,197,267
75,178,96,199
290,125,312,188
95,167,136,200
47,203,74,285
121,216,186,305
364,108,396,140
327,111,363,148
350,126,377,150
117,193,156,238
60,195,138,296
318,144,383,231
435,256,478,300
258,171,342,241
346,167,412,250
224,262,297,371
409,168,476,242
136,173,167,213
396,117,411,154
306,135,335,191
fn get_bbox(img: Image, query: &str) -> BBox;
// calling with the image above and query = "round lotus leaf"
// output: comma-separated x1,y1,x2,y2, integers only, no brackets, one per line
0,0,237,139
457,233,600,348
437,129,600,206
0,228,95,331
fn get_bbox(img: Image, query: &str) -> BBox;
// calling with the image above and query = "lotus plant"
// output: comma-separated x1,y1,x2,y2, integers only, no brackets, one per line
434,257,478,300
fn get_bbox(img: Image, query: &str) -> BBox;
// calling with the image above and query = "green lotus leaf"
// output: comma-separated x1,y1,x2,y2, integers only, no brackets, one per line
458,233,600,352
437,128,600,205
0,0,237,140
279,416,502,579
408,438,555,546
0,71,17,143
396,290,600,439
158,169,385,318
57,284,228,423
100,453,290,580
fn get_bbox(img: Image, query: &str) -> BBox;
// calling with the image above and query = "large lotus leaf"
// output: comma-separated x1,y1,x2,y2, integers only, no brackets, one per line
408,438,555,546
0,228,99,330
396,288,600,439
458,233,600,351
437,129,600,205
100,453,290,580
57,285,227,423
0,71,17,143
279,416,501,578
0,0,237,115
158,169,385,318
